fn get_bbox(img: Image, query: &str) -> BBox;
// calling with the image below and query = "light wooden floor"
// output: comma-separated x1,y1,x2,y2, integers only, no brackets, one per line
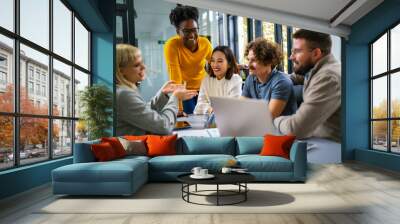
1,162,400,224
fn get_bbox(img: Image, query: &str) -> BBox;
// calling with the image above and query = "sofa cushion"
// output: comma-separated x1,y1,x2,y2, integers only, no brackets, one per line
91,142,118,161
118,137,147,156
178,137,235,155
236,155,293,172
235,137,264,155
146,135,177,157
148,154,235,172
101,137,126,158
260,135,296,159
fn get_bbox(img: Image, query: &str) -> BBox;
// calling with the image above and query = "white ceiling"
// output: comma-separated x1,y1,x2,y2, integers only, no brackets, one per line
164,0,384,38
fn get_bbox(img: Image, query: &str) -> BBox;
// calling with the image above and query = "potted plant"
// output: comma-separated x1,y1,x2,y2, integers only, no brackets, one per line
79,84,113,140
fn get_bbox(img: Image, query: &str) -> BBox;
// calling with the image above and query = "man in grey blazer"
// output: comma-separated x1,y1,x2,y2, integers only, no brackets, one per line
274,29,341,163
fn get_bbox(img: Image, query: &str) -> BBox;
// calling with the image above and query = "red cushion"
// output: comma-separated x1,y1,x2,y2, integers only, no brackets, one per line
101,137,126,158
259,135,296,159
91,142,117,161
146,135,177,157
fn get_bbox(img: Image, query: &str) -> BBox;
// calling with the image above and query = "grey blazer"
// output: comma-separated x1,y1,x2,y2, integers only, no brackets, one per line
116,85,178,136
274,54,341,142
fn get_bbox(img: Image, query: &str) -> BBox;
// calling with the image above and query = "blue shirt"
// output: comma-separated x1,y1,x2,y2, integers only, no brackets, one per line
242,69,297,116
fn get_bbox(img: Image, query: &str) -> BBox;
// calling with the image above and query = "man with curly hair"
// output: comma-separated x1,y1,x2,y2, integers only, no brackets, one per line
242,38,297,118
164,5,212,115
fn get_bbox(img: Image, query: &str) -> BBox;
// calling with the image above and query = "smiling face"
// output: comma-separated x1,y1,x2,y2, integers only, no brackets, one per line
290,38,316,75
210,51,229,80
247,49,272,83
119,51,146,84
178,19,199,51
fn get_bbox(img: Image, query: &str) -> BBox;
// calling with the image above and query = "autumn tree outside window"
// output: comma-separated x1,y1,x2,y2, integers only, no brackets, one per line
0,0,91,170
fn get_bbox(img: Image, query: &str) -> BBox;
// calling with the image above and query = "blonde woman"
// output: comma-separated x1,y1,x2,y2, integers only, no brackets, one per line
116,44,197,135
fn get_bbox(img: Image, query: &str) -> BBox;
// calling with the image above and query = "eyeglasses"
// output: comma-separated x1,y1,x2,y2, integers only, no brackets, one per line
291,48,315,55
180,28,199,36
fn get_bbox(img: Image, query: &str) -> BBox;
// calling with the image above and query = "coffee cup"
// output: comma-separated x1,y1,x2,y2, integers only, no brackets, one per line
199,169,208,176
221,167,232,174
191,167,202,176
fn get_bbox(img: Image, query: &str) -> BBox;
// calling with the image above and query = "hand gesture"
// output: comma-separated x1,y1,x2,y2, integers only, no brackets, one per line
161,81,184,95
173,88,198,101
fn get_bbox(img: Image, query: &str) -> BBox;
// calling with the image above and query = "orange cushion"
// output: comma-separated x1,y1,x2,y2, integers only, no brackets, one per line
101,137,126,158
259,135,296,159
146,135,177,157
91,142,118,161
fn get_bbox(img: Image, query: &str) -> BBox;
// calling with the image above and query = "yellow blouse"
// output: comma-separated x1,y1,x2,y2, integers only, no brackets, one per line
164,35,212,91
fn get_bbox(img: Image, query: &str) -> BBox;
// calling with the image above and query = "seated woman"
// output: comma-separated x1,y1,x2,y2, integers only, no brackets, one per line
242,38,297,118
116,44,197,136
193,46,243,115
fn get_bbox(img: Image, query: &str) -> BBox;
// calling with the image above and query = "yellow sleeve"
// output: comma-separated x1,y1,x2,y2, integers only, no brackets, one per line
164,39,184,111
164,39,183,85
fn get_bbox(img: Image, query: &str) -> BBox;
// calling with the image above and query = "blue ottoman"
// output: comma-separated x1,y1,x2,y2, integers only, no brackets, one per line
52,157,148,196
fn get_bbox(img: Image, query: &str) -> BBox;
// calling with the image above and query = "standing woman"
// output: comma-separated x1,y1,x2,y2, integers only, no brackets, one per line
116,44,197,136
164,4,213,115
194,46,243,115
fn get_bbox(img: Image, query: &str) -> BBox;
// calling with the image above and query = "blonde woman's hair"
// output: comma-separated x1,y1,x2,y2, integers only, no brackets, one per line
116,44,140,88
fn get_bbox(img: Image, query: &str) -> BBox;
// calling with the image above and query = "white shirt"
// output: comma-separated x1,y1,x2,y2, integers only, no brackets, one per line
194,74,243,114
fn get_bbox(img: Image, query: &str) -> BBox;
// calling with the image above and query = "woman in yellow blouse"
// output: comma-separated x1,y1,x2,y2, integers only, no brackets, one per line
164,5,212,115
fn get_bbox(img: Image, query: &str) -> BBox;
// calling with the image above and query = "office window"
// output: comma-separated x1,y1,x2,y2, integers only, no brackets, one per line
0,0,91,170
20,0,49,49
74,69,89,118
391,24,400,70
370,22,400,154
262,22,275,42
53,59,72,117
53,119,72,158
75,18,89,70
0,0,14,32
0,116,13,170
53,0,72,60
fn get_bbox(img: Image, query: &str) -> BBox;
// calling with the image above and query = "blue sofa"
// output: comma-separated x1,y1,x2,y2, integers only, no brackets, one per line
52,136,307,196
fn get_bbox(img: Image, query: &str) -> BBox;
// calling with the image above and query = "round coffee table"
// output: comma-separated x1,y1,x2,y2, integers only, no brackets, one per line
177,173,255,206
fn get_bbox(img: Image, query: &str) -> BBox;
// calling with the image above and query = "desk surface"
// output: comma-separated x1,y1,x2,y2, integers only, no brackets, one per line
174,115,220,137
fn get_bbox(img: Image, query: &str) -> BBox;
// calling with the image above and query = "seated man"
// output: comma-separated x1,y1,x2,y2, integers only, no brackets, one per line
274,29,341,163
242,38,297,118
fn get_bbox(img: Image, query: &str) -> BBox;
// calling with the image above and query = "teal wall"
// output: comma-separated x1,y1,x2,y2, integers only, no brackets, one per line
0,158,72,199
345,0,400,171
0,0,115,200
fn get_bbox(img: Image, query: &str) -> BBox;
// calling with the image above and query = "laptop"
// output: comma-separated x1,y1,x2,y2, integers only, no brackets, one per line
210,96,281,137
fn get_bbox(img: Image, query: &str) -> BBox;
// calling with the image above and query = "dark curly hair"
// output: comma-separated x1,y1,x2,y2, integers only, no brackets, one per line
207,46,239,80
169,4,199,29
244,38,283,69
